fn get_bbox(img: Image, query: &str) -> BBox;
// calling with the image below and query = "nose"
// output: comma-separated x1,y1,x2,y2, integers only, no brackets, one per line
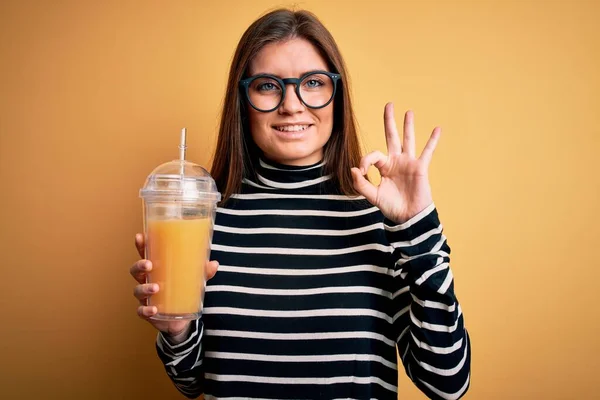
278,84,305,115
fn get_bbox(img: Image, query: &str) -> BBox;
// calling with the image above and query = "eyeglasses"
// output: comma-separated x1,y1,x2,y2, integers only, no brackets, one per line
239,70,341,113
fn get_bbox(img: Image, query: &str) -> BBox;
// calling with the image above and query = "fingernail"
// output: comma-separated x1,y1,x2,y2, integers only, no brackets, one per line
150,284,158,292
144,261,151,270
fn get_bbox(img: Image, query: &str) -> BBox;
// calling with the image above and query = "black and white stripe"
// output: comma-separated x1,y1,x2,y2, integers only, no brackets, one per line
156,158,471,399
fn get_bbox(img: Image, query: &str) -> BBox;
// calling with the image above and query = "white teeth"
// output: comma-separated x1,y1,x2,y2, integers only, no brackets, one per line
274,125,310,132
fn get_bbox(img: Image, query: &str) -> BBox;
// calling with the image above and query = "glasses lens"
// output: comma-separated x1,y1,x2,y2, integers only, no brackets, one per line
299,73,334,108
248,77,282,111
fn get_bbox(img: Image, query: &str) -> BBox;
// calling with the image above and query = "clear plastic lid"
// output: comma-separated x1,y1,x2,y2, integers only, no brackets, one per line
139,160,221,202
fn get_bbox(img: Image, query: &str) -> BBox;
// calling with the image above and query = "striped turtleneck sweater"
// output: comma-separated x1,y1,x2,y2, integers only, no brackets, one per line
155,158,471,400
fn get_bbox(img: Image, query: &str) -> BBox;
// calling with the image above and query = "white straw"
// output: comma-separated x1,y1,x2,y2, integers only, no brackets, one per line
179,127,187,175
179,127,187,161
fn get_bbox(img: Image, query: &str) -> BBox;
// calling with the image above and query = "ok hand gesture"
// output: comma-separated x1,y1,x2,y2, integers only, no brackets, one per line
351,103,441,224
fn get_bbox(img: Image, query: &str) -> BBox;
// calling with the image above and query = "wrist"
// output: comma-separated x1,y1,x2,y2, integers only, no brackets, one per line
386,202,435,227
164,323,192,345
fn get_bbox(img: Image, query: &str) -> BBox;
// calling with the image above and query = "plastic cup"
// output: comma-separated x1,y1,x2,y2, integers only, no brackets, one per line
139,159,220,320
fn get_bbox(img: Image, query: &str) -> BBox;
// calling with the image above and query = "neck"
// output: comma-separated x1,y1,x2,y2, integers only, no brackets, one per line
247,156,332,193
261,151,324,168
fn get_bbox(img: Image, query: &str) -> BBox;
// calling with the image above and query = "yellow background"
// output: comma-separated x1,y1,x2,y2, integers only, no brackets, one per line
1,0,599,399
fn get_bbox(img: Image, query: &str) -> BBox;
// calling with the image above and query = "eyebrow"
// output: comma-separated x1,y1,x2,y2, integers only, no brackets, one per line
250,69,329,77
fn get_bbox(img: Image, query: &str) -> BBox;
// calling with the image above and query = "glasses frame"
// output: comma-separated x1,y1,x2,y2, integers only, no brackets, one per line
239,70,341,113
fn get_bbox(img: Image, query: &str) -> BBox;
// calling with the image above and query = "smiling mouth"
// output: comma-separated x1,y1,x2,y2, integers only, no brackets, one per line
273,125,312,132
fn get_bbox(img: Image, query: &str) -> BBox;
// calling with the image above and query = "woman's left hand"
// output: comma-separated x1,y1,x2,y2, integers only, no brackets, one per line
351,102,441,224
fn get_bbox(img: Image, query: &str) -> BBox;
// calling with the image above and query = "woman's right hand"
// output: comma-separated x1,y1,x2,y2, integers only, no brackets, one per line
130,233,219,338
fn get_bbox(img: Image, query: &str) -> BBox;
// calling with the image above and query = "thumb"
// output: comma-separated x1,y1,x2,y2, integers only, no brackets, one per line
351,167,378,205
135,233,145,259
206,260,219,280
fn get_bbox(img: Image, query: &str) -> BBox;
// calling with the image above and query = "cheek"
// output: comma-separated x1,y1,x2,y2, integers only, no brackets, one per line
315,108,334,137
248,111,271,145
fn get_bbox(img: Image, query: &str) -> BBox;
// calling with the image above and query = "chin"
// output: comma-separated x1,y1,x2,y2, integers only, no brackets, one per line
267,147,322,166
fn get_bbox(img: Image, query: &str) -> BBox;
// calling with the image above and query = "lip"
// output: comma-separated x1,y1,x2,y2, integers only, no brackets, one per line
271,124,313,140
271,122,314,128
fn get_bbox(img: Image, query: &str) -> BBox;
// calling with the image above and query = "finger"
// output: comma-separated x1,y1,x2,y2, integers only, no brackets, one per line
206,260,219,281
384,102,402,155
133,283,159,302
359,151,388,175
137,305,158,319
130,259,151,284
420,127,442,165
135,233,145,259
403,110,416,157
351,167,378,205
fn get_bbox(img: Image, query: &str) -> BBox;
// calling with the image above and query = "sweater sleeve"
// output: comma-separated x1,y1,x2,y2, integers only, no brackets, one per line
385,203,471,400
155,318,205,399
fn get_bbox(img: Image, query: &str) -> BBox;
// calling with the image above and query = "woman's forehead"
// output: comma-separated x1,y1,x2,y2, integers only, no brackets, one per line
248,38,329,77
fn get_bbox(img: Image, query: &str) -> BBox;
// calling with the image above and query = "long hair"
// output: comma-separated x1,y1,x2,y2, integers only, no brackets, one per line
210,8,363,203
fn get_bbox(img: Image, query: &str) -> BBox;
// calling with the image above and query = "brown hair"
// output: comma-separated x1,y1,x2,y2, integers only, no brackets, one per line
210,8,363,203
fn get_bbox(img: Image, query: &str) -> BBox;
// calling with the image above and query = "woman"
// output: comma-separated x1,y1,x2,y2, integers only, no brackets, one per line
130,8,471,400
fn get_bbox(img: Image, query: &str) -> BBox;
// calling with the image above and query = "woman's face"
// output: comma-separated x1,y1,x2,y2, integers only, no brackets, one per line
246,38,334,166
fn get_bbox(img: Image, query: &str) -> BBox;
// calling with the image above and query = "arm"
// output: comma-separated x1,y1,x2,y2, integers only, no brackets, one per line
386,203,471,400
155,318,205,399
131,235,219,398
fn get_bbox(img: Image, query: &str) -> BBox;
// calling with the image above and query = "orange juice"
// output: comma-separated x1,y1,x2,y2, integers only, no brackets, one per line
146,217,212,317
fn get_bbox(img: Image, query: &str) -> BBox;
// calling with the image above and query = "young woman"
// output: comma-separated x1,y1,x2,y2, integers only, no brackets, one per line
130,8,471,400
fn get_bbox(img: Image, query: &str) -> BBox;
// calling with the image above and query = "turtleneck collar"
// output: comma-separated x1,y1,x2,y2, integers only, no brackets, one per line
246,157,333,193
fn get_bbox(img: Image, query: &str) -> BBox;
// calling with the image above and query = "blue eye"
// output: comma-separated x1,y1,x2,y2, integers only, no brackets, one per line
255,81,280,92
305,79,323,88
259,83,275,91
